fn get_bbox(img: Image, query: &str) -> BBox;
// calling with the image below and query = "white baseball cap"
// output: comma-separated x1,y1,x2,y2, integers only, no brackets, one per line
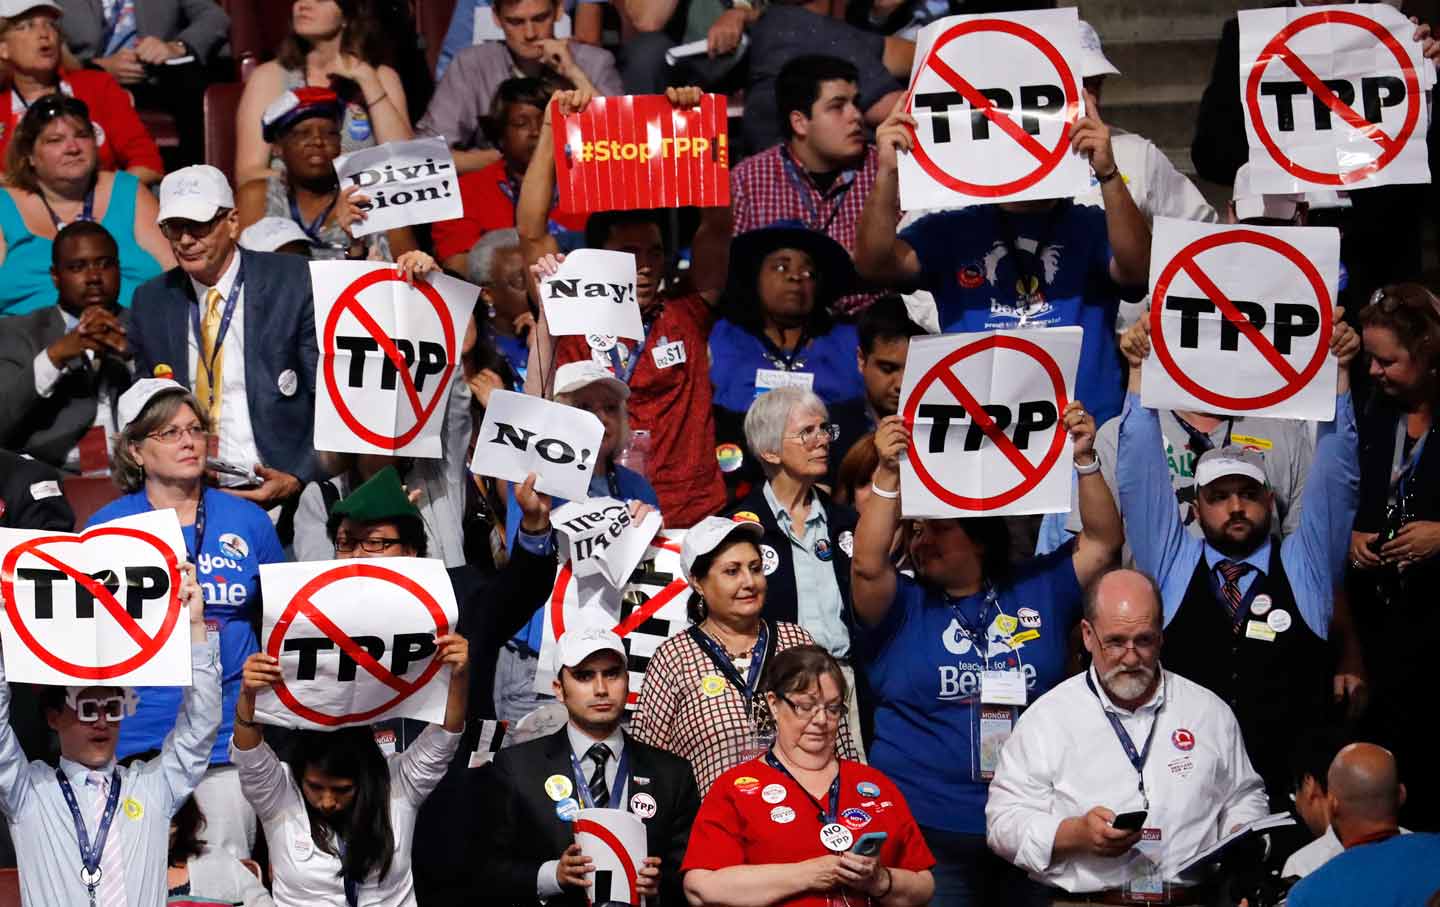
116,378,190,432
240,216,310,252
158,165,235,225
553,360,630,401
0,1,60,19
554,626,626,673
680,515,764,577
1232,163,1305,223
1194,446,1268,489
1077,20,1120,79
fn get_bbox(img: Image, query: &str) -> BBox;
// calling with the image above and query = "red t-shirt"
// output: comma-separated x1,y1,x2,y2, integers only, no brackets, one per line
554,292,725,527
431,158,589,260
683,758,935,907
0,69,164,175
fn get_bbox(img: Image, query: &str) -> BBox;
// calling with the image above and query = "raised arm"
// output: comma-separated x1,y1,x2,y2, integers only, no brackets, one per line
0,650,34,819
155,563,222,811
1067,401,1123,586
1071,91,1149,287
853,102,921,286
851,415,905,626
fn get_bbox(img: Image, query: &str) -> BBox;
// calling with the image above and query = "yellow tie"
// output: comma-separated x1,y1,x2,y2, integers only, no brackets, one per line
195,287,224,427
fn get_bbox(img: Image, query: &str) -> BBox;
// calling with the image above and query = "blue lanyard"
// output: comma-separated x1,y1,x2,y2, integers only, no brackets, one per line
1085,671,1161,810
334,836,358,907
690,621,769,702
189,258,246,407
288,190,338,245
764,749,842,823
946,583,1000,660
606,312,661,385
1171,413,1232,455
1391,419,1429,500
55,767,122,903
40,184,96,229
569,743,631,810
779,148,854,234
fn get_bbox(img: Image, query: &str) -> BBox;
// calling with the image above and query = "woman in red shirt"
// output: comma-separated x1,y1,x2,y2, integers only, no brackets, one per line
0,1,163,184
683,646,935,907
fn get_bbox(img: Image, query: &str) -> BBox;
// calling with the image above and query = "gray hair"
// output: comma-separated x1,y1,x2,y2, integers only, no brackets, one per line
743,386,827,477
466,228,522,286
111,391,209,493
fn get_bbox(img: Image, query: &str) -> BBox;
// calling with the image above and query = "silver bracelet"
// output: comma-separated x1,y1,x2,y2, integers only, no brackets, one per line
1074,453,1102,475
870,483,900,499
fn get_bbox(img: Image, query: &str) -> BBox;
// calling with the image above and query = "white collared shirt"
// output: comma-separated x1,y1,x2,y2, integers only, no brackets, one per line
986,667,1269,893
537,723,629,898
31,308,117,469
186,251,261,481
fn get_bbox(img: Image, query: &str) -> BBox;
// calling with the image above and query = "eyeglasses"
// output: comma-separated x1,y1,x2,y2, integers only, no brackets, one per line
786,423,840,447
75,695,126,723
1098,634,1161,658
334,536,405,554
766,260,817,282
780,694,846,722
159,211,229,242
146,424,207,444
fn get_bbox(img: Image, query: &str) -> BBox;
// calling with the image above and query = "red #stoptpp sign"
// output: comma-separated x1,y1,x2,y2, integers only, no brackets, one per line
321,269,459,450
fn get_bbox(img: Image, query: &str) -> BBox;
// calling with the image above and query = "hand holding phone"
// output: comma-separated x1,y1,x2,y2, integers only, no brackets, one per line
851,831,888,856
1111,810,1148,832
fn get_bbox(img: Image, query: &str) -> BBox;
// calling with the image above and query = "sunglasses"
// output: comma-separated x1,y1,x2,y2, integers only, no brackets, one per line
74,695,127,723
24,93,91,129
159,211,229,242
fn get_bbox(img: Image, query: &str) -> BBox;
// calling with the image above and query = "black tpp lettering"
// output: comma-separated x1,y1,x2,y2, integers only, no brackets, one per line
917,401,1057,453
283,632,439,681
337,335,448,392
1261,75,1406,131
914,83,1064,143
1165,296,1319,354
19,566,169,620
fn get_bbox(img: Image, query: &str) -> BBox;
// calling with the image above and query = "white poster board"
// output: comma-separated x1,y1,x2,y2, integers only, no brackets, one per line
334,136,463,235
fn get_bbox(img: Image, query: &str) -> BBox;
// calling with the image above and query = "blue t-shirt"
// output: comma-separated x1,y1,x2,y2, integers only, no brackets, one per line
1287,833,1440,907
88,488,285,764
899,201,1128,425
854,544,1082,834
708,320,866,414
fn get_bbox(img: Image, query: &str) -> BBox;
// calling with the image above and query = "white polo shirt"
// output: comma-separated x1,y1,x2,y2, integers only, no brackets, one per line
985,667,1269,893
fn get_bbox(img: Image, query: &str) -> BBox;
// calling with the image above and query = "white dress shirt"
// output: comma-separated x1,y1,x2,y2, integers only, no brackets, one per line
232,723,459,907
536,723,628,898
31,308,118,469
0,641,222,907
186,251,262,482
986,667,1269,893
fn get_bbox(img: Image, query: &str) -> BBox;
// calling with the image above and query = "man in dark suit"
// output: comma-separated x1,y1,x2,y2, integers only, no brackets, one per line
130,164,321,510
0,222,132,470
476,627,699,907
0,449,73,531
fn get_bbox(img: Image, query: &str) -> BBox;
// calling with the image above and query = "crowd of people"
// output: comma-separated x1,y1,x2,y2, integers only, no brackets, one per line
0,0,1439,905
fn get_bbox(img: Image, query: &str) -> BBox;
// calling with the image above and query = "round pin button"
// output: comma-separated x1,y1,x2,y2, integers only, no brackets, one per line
1250,594,1272,616
819,823,854,852
587,333,617,352
544,774,573,801
761,783,787,804
1267,609,1292,633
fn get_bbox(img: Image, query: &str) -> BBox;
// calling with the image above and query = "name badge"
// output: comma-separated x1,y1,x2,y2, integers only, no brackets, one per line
977,705,1015,781
651,340,686,369
754,368,814,399
1244,620,1276,643
980,670,1027,706
205,618,221,648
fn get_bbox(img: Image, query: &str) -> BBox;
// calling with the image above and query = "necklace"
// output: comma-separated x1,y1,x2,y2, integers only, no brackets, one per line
702,621,757,660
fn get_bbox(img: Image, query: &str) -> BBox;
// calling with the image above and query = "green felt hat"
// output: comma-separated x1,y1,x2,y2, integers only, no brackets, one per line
327,466,419,530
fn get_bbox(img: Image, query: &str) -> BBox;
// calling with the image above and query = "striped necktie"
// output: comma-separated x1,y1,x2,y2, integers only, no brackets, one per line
86,771,126,907
586,742,612,808
1216,560,1253,632
194,287,224,427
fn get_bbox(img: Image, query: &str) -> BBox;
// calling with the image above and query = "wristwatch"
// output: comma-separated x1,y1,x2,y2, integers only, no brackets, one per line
1075,452,1102,475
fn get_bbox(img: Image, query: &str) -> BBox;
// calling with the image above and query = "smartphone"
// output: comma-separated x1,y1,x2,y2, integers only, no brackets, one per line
851,831,888,856
1111,810,1148,832
206,458,261,485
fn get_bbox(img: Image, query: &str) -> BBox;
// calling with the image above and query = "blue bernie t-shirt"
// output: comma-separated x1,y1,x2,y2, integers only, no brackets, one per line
854,542,1082,834
708,320,866,415
899,200,1129,425
88,487,285,764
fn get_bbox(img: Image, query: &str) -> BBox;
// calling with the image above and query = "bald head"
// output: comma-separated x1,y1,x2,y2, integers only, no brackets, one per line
1328,743,1403,824
1084,569,1163,628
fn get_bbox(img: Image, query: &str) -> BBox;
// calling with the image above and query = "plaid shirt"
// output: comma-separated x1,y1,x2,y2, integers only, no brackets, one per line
631,621,859,794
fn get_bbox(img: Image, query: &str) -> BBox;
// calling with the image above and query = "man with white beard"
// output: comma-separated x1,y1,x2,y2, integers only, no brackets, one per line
984,569,1269,899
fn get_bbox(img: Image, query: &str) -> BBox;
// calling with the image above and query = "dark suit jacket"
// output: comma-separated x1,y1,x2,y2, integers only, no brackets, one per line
474,727,699,907
0,306,132,468
129,249,321,483
58,0,231,64
0,450,74,530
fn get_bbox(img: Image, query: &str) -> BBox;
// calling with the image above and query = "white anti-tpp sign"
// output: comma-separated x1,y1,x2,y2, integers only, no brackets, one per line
470,390,604,501
313,261,477,458
0,510,193,686
541,249,644,341
334,136,462,236
899,327,1081,518
900,8,1089,210
1143,217,1339,421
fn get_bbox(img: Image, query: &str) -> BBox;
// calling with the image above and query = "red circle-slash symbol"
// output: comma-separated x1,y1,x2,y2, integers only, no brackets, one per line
265,563,450,726
902,335,1069,511
322,269,459,450
1,527,182,680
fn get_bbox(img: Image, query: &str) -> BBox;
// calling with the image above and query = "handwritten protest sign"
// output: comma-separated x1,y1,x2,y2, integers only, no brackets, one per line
900,9,1089,209
899,328,1081,517
470,390,604,501
553,93,730,213
0,510,192,686
313,262,476,457
553,497,663,589
576,809,648,905
1240,3,1432,191
1143,218,1339,420
256,557,458,729
334,136,462,236
541,250,644,341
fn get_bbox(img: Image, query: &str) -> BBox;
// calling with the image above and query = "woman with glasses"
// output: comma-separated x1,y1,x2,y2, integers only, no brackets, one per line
682,645,935,907
235,86,417,261
848,408,1122,907
0,93,172,315
633,517,859,794
88,378,285,859
0,2,163,184
709,222,869,500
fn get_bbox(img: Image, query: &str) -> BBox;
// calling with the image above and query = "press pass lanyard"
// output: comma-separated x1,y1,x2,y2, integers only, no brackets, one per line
947,583,999,661
190,258,246,408
764,749,841,824
568,744,632,810
1085,671,1161,810
1390,419,1428,504
688,621,770,702
55,768,121,907
288,190,337,244
334,836,358,907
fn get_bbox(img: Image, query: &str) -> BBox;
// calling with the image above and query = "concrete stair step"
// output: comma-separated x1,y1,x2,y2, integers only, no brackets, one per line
1098,38,1222,104
1102,97,1202,157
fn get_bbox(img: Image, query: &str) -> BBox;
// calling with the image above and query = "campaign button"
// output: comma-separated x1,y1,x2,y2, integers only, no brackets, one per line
770,805,796,824
630,792,657,819
762,783,787,804
820,823,854,852
545,774,573,801
1250,594,1272,616
1267,609,1292,633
